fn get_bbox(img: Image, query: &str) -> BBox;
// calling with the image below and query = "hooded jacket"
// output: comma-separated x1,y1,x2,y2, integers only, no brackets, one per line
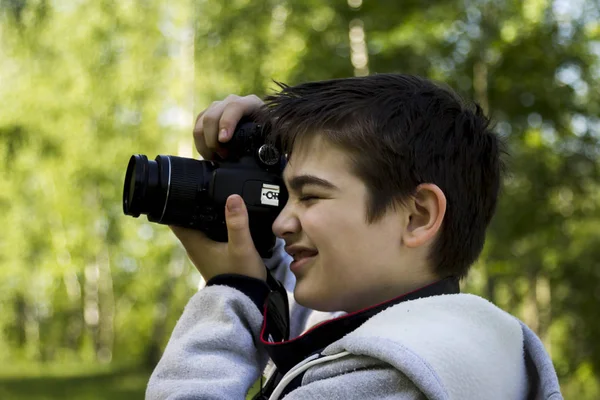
146,239,562,400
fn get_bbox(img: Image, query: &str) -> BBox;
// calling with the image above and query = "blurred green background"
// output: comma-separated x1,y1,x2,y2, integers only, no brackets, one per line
1,0,599,398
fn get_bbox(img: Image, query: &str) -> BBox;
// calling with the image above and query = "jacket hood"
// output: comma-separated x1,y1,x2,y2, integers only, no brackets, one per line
321,293,562,400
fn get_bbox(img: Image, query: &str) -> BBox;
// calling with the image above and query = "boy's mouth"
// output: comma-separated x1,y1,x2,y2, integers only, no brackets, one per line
292,250,319,262
285,245,319,261
285,245,319,267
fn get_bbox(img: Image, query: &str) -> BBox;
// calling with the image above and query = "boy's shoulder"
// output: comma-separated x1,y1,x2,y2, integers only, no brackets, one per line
340,293,524,369
317,294,561,400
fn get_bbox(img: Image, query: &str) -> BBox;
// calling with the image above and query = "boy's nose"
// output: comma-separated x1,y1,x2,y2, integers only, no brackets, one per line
272,206,300,239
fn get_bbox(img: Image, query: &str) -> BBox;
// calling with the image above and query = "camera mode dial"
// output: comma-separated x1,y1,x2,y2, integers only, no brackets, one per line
257,144,280,167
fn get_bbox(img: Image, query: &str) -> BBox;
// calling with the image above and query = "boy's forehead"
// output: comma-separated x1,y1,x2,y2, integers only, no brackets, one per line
282,135,351,182
289,134,324,155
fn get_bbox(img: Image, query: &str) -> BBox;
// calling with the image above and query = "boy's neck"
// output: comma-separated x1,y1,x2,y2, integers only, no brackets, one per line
343,273,443,313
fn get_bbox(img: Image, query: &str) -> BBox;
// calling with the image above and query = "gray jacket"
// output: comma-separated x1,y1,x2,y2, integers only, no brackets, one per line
146,240,562,400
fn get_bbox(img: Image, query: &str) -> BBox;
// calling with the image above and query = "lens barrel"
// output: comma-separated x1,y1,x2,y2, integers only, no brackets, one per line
159,156,208,224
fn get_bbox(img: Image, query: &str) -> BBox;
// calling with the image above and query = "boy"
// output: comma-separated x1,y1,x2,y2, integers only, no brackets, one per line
146,74,562,399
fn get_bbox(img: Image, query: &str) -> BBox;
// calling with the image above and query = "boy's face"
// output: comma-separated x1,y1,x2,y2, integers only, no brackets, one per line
272,136,435,313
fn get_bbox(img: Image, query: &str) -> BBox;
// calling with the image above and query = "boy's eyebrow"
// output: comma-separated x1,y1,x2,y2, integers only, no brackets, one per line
285,174,339,192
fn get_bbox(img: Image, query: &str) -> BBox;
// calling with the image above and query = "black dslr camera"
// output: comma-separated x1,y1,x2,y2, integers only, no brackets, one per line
122,119,288,257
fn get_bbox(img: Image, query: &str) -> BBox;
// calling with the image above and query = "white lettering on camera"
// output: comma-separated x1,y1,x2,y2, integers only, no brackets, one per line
261,183,280,206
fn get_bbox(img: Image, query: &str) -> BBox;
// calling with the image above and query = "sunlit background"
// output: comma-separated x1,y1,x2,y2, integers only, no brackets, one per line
1,0,599,398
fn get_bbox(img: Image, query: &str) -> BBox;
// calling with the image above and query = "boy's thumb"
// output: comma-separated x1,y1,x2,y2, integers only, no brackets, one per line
225,195,254,253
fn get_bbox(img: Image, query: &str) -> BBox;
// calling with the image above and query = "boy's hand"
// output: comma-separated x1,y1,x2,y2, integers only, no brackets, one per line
172,94,266,281
170,195,267,282
193,94,264,160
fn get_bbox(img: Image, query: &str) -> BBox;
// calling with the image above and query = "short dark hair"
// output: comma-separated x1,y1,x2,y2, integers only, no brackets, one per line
261,73,504,279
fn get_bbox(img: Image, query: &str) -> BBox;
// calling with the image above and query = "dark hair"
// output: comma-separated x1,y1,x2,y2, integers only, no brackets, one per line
261,73,504,279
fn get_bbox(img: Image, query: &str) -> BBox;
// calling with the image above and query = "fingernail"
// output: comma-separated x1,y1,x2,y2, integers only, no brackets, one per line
227,196,242,212
218,128,228,142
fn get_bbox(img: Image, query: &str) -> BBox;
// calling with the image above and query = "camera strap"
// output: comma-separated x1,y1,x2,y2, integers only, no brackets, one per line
263,271,291,342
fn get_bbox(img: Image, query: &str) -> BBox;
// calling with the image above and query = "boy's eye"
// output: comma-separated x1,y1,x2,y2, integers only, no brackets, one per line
299,195,320,202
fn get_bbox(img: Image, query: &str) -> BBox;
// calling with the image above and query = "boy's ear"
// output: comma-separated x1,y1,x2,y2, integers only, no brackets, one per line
402,184,446,248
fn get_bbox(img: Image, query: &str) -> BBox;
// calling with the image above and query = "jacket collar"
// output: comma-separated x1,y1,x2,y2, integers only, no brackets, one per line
260,277,460,375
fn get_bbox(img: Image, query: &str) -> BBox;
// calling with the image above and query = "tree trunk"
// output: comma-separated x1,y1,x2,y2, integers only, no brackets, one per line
145,253,188,369
145,278,176,368
535,275,552,355
473,61,489,114
348,18,369,77
523,271,540,333
25,296,41,361
98,248,114,364
14,293,27,348
63,269,84,353
84,262,101,360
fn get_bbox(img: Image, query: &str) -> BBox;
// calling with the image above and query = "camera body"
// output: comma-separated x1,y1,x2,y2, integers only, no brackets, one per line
123,120,288,257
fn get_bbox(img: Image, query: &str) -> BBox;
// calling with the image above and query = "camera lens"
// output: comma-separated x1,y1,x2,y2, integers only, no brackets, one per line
123,154,146,217
123,154,214,226
123,154,167,218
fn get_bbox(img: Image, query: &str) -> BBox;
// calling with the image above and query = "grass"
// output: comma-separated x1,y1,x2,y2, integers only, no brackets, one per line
0,363,264,400
0,364,150,400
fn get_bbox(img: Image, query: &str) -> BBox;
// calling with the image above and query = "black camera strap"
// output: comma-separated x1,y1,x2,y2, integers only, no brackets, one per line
264,270,291,342
252,271,291,400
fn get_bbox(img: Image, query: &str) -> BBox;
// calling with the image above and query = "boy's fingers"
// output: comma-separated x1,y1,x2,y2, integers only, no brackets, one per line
202,101,228,150
192,129,215,160
192,95,264,160
218,95,263,142
193,112,210,159
218,102,247,143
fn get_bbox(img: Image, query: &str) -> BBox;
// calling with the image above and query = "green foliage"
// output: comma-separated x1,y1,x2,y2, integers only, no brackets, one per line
1,0,599,397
